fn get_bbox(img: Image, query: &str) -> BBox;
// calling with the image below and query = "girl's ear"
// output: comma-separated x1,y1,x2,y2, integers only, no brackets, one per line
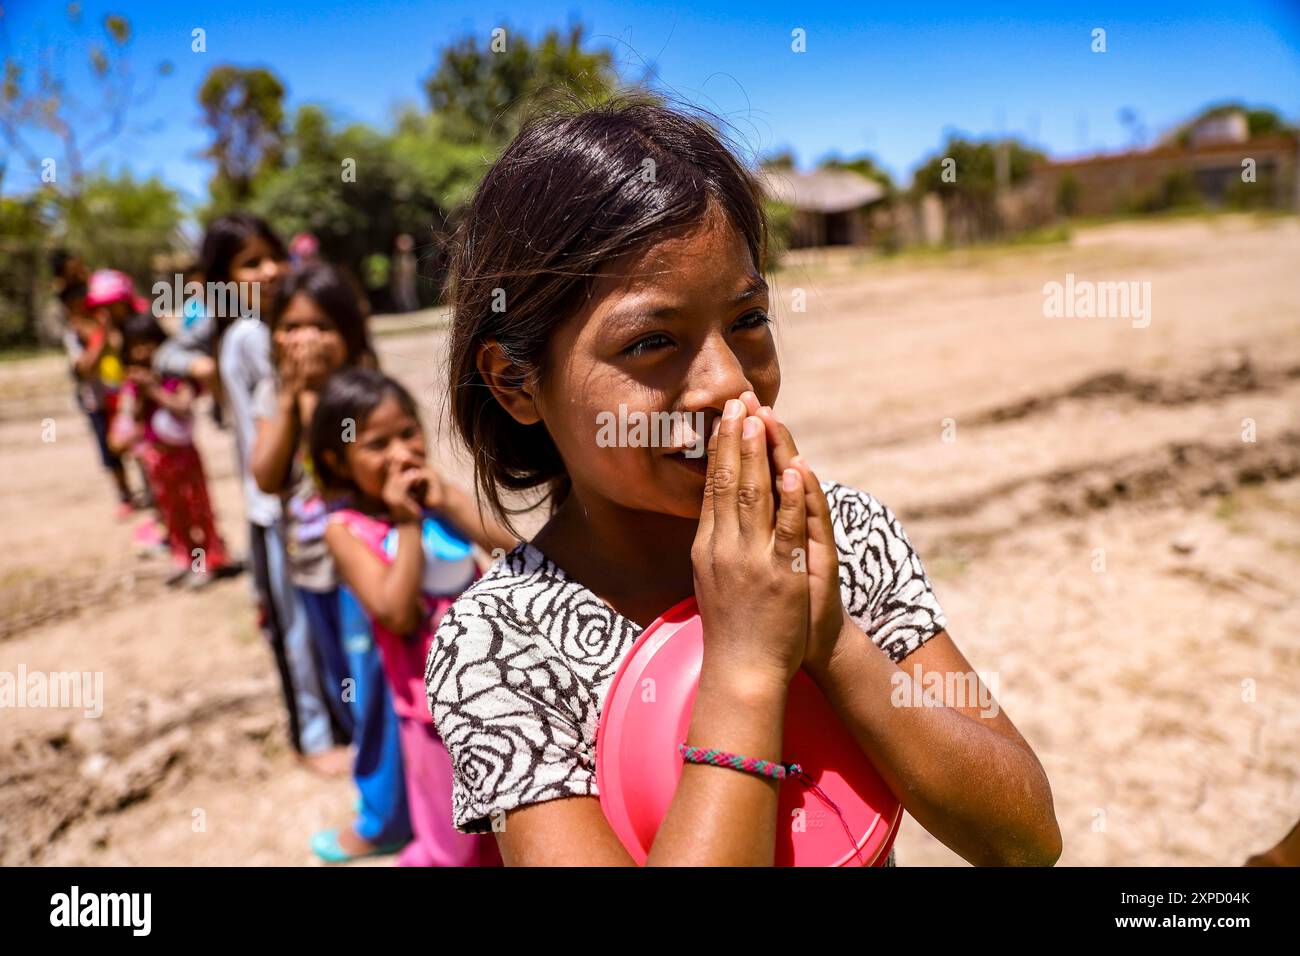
477,340,541,425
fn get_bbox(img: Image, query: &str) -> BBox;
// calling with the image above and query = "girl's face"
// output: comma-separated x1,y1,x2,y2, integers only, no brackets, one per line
230,235,288,308
533,205,779,520
340,396,427,502
275,292,348,384
126,341,157,369
100,302,132,327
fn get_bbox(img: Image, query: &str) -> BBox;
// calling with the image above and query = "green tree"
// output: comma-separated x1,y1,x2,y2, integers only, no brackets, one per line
820,154,896,195
60,169,184,286
246,105,483,307
0,196,47,347
911,136,1045,240
423,24,620,144
227,24,627,310
0,7,174,345
198,65,287,205
760,149,797,170
1171,102,1295,146
0,170,181,347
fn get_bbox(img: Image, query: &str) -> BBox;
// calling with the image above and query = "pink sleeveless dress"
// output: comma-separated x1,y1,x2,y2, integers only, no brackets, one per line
330,507,501,868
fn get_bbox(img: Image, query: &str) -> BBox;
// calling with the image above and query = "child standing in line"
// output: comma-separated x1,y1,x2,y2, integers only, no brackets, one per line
313,367,514,867
64,270,137,516
161,214,345,774
113,314,237,588
252,263,412,861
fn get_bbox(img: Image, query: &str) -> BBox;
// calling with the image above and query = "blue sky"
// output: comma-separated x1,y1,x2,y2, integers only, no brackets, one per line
3,0,1298,212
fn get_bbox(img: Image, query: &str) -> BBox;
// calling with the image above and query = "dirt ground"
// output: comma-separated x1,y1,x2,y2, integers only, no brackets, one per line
2,214,1297,866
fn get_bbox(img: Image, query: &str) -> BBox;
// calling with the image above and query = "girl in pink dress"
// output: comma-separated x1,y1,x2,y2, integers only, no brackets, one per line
312,367,516,866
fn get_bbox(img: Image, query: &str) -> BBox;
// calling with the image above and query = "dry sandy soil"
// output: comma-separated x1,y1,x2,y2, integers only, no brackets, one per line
2,214,1297,866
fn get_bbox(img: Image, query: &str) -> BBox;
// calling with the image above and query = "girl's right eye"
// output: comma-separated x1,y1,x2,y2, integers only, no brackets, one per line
624,333,672,358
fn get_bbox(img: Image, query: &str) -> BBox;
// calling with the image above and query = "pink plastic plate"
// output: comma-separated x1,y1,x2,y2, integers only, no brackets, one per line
596,597,901,866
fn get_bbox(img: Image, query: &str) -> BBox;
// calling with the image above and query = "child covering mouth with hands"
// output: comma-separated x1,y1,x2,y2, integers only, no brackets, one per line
426,99,1063,867
315,367,513,867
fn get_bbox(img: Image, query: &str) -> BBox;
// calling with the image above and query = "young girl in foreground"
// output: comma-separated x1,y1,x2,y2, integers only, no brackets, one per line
315,368,513,866
427,100,1063,866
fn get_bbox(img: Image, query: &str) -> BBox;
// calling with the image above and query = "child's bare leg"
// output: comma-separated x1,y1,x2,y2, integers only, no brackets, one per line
109,460,131,504
297,745,352,777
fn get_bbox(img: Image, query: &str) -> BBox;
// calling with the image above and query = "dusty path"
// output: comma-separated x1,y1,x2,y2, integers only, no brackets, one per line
2,214,1297,865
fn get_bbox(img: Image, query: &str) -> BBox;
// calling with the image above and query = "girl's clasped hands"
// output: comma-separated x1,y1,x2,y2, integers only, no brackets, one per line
691,391,848,690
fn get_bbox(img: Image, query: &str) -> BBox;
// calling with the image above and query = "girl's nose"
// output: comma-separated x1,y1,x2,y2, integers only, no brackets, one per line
387,444,416,468
680,332,755,416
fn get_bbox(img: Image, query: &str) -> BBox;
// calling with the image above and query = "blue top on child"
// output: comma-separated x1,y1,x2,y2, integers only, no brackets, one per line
381,512,477,598
182,295,205,332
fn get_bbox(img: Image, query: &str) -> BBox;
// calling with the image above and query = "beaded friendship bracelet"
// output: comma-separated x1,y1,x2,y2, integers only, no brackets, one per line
678,743,803,781
681,743,873,863
679,742,869,864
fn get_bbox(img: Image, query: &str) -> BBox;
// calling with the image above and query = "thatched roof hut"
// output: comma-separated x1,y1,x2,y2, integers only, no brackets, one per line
759,167,887,246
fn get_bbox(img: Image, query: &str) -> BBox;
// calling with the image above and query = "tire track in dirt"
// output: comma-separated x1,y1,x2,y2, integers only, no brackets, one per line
822,351,1300,454
969,354,1300,427
0,565,176,644
904,428,1300,552
0,677,282,865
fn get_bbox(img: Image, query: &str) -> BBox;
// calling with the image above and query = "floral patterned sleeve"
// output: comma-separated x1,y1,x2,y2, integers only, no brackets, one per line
823,482,948,662
425,545,635,832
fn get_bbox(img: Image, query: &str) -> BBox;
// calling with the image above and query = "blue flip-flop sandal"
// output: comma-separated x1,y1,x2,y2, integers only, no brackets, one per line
311,828,405,864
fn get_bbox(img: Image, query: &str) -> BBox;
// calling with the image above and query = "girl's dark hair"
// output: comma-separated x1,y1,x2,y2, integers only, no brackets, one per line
445,98,769,530
48,248,73,277
122,313,168,363
199,212,290,373
270,262,375,368
309,367,421,496
59,280,88,306
199,212,287,286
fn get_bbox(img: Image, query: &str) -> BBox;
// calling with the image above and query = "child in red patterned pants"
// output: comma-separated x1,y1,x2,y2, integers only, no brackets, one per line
113,313,236,588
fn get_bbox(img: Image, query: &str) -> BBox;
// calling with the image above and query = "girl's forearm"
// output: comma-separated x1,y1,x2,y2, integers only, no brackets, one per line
810,621,1061,866
297,390,319,431
376,521,425,634
74,341,103,378
645,662,788,866
152,384,193,417
251,392,300,494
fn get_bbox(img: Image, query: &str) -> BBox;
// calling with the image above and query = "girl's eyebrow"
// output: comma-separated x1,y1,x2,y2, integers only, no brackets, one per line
603,276,771,332
733,276,769,304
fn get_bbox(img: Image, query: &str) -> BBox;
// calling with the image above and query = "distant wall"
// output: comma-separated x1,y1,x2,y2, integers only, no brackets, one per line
1032,135,1299,217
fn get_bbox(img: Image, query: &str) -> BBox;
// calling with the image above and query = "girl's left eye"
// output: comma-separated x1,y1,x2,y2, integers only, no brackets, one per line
624,333,673,357
733,309,772,331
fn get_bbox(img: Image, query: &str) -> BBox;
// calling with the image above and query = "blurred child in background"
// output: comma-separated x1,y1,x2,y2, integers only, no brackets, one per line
62,269,137,516
159,214,347,772
112,313,238,588
315,367,514,867
253,263,413,860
